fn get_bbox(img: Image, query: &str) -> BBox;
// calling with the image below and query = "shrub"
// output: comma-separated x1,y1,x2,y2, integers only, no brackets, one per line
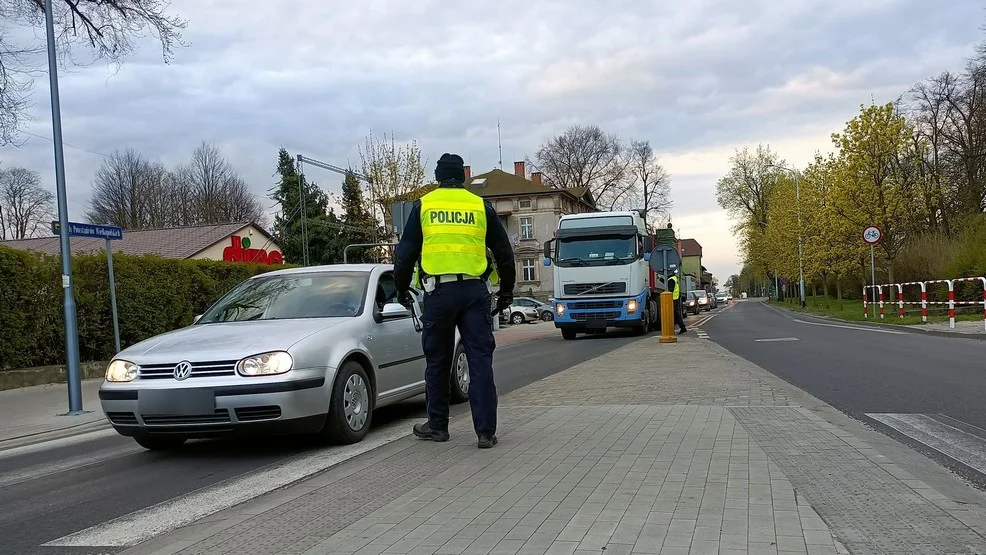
0,247,288,370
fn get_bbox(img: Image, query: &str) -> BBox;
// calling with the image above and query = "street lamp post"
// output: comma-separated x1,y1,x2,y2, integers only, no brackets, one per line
770,164,806,308
44,0,85,414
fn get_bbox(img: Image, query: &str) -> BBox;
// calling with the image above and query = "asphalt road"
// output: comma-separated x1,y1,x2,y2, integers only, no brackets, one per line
704,300,986,486
0,329,639,555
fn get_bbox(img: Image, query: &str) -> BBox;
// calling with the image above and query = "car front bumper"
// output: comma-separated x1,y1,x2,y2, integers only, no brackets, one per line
98,370,331,438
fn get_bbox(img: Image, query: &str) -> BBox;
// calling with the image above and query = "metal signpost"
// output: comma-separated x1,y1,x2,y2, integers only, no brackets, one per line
52,222,125,356
862,225,882,306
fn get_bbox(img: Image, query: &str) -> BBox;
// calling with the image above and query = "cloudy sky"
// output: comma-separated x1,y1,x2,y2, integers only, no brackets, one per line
1,0,983,280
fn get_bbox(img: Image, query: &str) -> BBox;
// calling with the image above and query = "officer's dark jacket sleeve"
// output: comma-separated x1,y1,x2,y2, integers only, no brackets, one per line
485,202,516,291
393,201,422,292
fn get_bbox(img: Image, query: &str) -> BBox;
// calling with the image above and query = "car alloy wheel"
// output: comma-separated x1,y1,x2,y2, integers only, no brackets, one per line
511,312,524,325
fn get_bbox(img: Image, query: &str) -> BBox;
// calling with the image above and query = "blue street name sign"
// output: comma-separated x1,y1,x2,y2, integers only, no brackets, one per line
51,221,123,240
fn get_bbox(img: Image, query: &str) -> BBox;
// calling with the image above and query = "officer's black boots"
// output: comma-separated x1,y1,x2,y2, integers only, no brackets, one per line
413,422,450,442
477,434,498,449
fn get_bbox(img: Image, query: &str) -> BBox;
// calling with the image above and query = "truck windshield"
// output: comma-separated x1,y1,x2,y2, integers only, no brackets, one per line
556,235,637,266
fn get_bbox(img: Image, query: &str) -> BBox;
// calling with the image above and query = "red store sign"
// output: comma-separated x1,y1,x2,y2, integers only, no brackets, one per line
223,235,283,265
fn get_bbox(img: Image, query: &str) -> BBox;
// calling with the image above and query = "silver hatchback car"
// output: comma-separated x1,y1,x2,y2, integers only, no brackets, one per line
98,264,470,450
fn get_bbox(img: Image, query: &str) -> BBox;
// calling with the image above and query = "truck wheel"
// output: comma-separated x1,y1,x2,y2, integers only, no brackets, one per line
561,329,577,340
633,309,649,335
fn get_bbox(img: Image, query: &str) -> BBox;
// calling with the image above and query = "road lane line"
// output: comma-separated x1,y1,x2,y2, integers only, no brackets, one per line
865,413,986,474
791,319,908,335
754,337,800,342
43,418,416,547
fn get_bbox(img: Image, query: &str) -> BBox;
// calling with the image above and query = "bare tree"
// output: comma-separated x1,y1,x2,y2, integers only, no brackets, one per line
86,144,266,229
530,124,633,210
0,166,53,239
627,140,672,231
0,0,187,146
358,132,426,233
173,142,266,226
86,148,164,228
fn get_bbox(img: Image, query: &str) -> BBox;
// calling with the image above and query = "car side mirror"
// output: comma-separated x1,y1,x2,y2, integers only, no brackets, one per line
193,314,202,324
381,302,410,319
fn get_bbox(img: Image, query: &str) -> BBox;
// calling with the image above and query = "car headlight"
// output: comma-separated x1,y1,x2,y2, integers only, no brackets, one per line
627,299,638,313
106,359,139,382
236,351,293,376
555,303,565,315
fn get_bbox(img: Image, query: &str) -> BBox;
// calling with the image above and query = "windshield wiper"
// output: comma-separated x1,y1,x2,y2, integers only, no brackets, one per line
557,257,586,266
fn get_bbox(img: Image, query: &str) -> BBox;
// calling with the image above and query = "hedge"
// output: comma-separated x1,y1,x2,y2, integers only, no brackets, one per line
0,246,288,370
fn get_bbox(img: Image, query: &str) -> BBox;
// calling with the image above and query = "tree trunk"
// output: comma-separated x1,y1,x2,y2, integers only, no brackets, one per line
836,273,843,301
821,271,829,300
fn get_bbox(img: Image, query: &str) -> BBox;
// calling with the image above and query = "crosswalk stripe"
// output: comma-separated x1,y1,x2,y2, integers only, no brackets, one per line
865,413,986,475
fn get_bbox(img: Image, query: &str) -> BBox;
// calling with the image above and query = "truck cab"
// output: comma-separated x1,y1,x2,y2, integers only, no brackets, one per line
542,211,663,340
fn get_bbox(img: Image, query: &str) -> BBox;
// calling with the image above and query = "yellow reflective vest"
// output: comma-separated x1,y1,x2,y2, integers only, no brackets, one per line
670,276,680,300
419,188,488,277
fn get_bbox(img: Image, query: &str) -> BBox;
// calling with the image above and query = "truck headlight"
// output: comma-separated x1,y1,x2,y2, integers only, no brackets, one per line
555,303,565,316
237,351,293,376
106,359,139,382
627,299,638,313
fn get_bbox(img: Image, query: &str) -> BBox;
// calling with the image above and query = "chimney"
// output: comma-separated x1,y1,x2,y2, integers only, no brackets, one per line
514,161,525,177
464,165,471,179
531,171,542,185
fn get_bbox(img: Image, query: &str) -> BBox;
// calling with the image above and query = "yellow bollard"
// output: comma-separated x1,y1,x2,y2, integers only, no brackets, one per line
659,291,677,343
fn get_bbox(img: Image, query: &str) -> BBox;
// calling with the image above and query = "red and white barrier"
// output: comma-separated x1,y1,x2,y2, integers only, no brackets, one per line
863,276,986,329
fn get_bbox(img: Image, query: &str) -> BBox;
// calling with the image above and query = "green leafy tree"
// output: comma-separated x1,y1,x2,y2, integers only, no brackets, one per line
338,170,383,263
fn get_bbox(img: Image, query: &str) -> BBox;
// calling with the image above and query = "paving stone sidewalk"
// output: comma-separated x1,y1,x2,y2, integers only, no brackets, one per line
121,336,986,555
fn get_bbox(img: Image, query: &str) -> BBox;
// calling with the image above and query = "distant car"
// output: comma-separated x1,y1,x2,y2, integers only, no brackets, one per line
684,291,702,315
716,293,728,305
689,290,711,312
98,264,469,451
501,297,542,324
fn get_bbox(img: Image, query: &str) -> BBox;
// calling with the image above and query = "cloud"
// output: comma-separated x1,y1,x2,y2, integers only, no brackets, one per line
1,0,984,281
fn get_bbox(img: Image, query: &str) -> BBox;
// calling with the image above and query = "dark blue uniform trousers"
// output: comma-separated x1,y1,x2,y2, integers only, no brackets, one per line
420,278,497,437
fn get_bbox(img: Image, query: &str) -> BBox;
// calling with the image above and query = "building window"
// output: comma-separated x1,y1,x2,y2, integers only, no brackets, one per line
520,217,534,240
522,258,537,281
519,199,532,209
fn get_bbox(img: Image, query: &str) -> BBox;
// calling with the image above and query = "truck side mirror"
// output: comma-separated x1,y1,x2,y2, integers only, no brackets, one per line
642,236,653,252
543,238,553,260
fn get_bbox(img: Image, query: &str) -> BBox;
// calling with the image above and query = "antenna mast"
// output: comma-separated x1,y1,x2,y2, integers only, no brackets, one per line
497,118,503,169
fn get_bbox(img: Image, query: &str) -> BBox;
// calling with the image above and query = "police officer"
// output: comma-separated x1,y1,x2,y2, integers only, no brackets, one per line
668,274,687,334
394,153,515,449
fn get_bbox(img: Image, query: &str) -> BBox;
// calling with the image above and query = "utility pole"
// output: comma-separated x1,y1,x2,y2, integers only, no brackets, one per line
43,0,84,415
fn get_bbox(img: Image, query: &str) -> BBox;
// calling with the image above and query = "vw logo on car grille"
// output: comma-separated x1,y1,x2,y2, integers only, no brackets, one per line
173,361,193,381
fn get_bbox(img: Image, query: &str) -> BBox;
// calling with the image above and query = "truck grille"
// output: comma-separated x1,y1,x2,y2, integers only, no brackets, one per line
564,282,627,295
138,360,237,380
573,311,621,321
566,300,623,310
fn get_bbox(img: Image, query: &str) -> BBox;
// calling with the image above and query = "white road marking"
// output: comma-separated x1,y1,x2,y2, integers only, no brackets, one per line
865,413,986,474
754,337,800,342
0,428,118,461
0,443,140,488
791,319,908,335
44,418,416,547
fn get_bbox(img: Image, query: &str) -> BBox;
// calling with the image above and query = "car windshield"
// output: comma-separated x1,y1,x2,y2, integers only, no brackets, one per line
689,290,707,298
197,272,369,323
556,235,636,266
